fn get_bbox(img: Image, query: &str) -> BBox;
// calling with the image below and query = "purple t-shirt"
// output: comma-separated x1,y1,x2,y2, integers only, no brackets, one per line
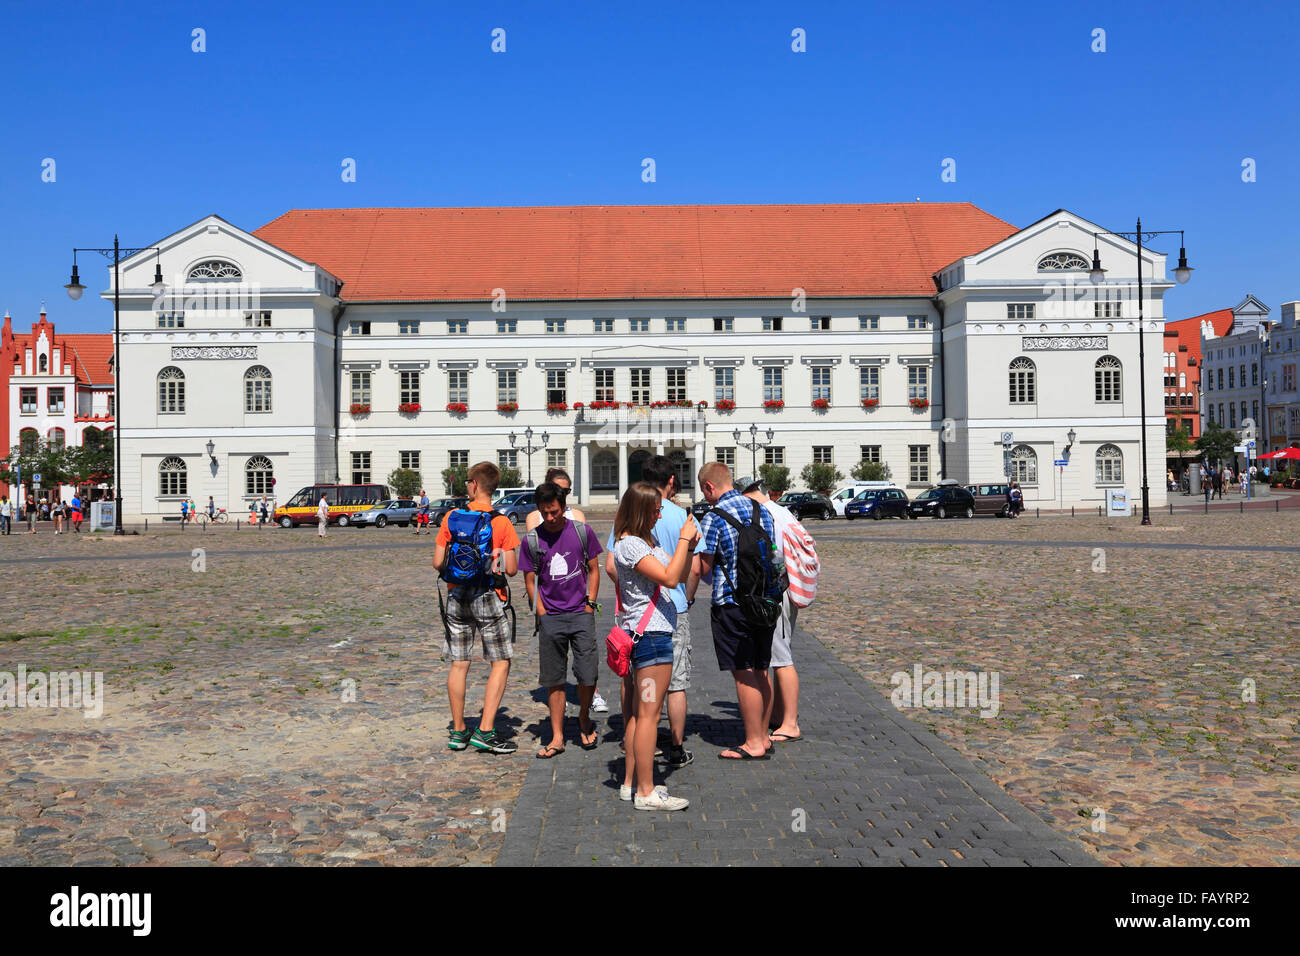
519,519,604,614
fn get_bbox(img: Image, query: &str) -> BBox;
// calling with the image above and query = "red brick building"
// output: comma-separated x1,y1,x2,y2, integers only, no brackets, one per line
1163,308,1235,440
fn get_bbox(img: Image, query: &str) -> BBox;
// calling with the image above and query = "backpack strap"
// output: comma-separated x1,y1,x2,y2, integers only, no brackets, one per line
525,528,542,574
571,519,590,567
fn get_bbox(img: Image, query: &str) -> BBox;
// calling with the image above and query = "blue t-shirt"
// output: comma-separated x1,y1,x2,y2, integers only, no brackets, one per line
608,497,689,613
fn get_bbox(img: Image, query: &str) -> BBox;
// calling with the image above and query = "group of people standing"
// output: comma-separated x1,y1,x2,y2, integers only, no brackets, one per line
0,493,85,534
431,456,808,813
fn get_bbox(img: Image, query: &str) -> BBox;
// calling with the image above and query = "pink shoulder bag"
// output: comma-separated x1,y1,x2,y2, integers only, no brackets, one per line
605,584,661,678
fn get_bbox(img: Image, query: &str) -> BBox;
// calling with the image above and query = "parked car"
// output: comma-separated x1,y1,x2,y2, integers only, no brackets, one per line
778,491,835,521
495,491,537,524
427,496,469,526
350,498,420,528
907,486,976,519
829,481,896,516
845,487,910,519
491,487,531,504
965,483,1013,517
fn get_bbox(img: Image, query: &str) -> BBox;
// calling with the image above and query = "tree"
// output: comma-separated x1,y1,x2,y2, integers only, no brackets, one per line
499,466,523,488
441,465,468,496
1195,423,1236,465
1,438,76,489
851,459,892,481
800,463,843,496
1166,426,1192,454
387,467,422,498
758,464,790,497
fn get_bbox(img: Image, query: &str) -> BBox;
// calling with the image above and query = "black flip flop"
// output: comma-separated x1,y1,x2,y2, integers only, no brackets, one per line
718,746,770,761
770,733,803,743
579,727,599,750
536,744,566,759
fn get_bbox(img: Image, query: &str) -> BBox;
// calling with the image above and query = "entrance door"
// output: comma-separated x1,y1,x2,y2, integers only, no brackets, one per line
628,449,651,485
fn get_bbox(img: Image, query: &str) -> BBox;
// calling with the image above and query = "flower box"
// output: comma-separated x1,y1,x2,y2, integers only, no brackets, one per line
589,400,621,410
715,399,736,412
398,402,422,413
909,398,931,410
763,399,785,410
573,402,585,409
496,402,519,413
697,400,709,409
811,398,830,410
444,402,466,414
349,403,371,415
861,398,879,408
546,402,569,413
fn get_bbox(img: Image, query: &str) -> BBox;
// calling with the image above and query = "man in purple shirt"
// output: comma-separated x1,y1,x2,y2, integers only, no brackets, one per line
521,482,604,758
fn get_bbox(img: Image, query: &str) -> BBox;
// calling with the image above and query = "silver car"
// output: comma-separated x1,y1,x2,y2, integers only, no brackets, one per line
495,491,537,525
350,498,419,528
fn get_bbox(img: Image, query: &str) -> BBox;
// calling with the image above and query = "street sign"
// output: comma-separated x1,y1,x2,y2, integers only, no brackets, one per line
1233,445,1246,454
1001,432,1014,448
32,473,41,483
1053,459,1068,467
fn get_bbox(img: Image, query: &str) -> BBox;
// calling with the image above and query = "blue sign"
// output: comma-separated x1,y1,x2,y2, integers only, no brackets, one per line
1053,459,1068,467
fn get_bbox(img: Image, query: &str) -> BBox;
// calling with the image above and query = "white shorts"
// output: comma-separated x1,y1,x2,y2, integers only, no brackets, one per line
770,596,797,669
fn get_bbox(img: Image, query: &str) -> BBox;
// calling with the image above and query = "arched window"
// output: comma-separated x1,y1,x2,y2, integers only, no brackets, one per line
48,427,66,450
1037,252,1089,271
19,428,39,454
187,260,242,280
245,455,274,496
159,456,188,496
38,354,47,372
1009,357,1036,404
591,451,618,489
1178,371,1186,388
1010,444,1037,484
1095,444,1123,484
1095,355,1122,403
244,365,272,413
158,366,185,413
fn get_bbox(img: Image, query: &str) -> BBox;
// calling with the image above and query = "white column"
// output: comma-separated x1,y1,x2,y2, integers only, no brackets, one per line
579,440,591,504
617,439,629,498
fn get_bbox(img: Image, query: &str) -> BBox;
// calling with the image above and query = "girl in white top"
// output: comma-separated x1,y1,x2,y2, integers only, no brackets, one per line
317,495,329,537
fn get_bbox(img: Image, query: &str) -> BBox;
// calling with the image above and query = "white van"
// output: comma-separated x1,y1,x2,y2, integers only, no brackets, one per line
830,481,897,516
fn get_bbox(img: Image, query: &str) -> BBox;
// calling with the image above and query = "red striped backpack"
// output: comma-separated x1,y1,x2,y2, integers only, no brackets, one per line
781,517,820,608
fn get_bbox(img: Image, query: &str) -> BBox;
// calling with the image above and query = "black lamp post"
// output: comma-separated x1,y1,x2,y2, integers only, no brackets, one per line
509,426,548,486
733,423,774,479
65,238,164,534
1089,220,1193,525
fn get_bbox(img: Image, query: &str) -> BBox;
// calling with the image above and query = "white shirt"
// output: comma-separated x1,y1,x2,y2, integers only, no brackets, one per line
318,498,329,519
759,498,798,558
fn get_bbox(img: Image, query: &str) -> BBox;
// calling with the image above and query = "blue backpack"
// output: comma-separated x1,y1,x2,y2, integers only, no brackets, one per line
440,509,497,588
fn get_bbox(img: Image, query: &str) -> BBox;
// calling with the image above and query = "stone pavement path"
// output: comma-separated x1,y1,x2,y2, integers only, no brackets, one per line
499,602,1096,866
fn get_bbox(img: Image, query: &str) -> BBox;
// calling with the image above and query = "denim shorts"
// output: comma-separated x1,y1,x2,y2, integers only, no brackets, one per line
632,630,675,668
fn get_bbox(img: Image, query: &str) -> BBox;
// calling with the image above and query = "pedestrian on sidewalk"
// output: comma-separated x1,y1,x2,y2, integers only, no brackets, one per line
522,481,603,759
613,481,698,809
0,495,11,536
27,498,37,533
434,461,521,754
53,499,65,535
260,496,270,525
1204,472,1212,505
70,493,83,533
1213,467,1223,499
316,493,329,537
415,490,430,534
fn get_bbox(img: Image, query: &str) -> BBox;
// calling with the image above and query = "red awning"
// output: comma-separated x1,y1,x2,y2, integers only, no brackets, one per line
1267,447,1300,460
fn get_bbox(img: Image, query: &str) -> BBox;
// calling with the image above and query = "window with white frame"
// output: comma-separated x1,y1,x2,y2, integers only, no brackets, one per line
400,450,421,471
763,366,783,402
714,367,734,403
449,449,468,471
350,370,371,405
546,369,567,405
666,367,687,402
47,387,65,413
859,366,879,401
447,319,468,335
1095,355,1122,402
245,455,274,495
20,388,37,414
859,315,879,331
713,317,733,332
1009,444,1037,484
157,311,185,328
244,365,272,413
812,446,833,464
762,316,784,332
349,321,371,335
1095,444,1123,484
812,315,831,331
399,370,421,405
159,456,187,496
245,311,273,328
1229,404,1237,427
547,449,567,470
811,365,832,402
630,368,650,405
1006,304,1035,320
594,318,614,333
447,370,467,405
716,446,736,469
764,446,785,466
594,368,614,403
496,319,517,334
860,445,881,463
497,449,518,471
1094,298,1122,318
398,320,420,334
666,317,686,333
908,445,930,483
497,368,517,404
158,367,185,413
908,365,929,400
906,315,929,330
1283,364,1296,391
592,451,618,488
1009,357,1036,404
351,451,371,484
545,318,566,334
629,318,650,333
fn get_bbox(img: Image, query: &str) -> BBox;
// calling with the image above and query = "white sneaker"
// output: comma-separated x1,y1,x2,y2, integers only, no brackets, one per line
634,787,688,811
619,785,633,802
592,693,609,713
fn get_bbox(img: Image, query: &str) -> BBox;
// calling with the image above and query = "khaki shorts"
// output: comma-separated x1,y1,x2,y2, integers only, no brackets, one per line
668,612,692,692
444,589,514,662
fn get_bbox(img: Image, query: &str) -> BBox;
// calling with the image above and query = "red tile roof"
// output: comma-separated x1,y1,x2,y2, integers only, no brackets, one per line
254,203,1018,302
61,335,115,386
1165,309,1234,364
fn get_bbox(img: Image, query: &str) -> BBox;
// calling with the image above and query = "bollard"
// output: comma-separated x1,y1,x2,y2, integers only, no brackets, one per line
1071,506,1075,517
1240,501,1243,514
237,520,240,530
1277,499,1280,512
144,518,148,532
1204,499,1208,514
1036,507,1040,518
1097,505,1102,517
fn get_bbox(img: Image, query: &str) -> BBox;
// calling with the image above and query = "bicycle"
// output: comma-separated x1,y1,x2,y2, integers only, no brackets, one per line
198,508,230,525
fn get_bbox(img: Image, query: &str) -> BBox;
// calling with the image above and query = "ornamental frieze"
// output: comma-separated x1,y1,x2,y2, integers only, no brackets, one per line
170,345,258,360
1021,335,1108,351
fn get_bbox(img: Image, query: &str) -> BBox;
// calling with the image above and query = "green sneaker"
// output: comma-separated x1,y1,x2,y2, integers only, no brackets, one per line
448,728,473,751
469,728,518,754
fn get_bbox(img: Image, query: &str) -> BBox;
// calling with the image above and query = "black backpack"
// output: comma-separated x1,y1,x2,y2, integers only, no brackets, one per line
714,500,786,631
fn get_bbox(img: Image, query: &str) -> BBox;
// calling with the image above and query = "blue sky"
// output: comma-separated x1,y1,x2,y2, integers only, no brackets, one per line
1,0,1297,332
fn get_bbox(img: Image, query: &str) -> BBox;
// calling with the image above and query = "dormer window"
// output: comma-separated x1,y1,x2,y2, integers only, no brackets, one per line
38,354,47,372
1037,252,1089,272
188,260,242,280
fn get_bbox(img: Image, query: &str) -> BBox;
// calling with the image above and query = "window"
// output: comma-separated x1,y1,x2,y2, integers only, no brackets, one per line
859,445,881,463
1240,365,1246,388
629,318,650,333
716,447,736,469
762,316,783,332
1251,363,1259,386
1095,444,1123,484
630,368,650,405
812,446,833,464
666,367,687,402
1253,400,1259,423
20,387,37,414
594,368,614,403
859,366,880,401
159,456,187,496
1229,404,1237,428
1094,298,1123,318
447,370,467,405
188,260,241,280
400,450,421,471
447,320,468,335
1207,404,1215,424
906,315,929,330
402,370,422,405
713,367,734,403
1284,364,1296,391
157,311,185,328
1229,366,1235,388
1009,444,1037,485
1037,253,1089,271
763,367,783,403
545,318,566,334
498,449,518,471
1179,372,1186,388
859,315,879,331
764,446,785,466
1009,357,1036,404
397,320,419,335
1219,404,1225,426
496,319,517,334
811,365,832,402
547,449,567,470
594,318,615,334
1095,355,1122,402
48,427,65,450
1007,304,1035,320
497,369,517,404
349,321,371,335
592,451,618,488
666,317,686,333
244,365,272,413
1206,372,1213,391
245,311,272,328
546,369,567,405
1241,401,1248,425
449,450,469,471
1217,368,1223,390
908,366,929,401
245,455,274,496
19,428,39,453
157,367,185,413
48,388,65,413
713,317,733,332
812,316,831,331
351,451,371,484
350,370,371,405
908,445,930,483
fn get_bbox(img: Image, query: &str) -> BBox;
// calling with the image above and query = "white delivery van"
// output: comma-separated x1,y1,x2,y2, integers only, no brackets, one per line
829,480,897,516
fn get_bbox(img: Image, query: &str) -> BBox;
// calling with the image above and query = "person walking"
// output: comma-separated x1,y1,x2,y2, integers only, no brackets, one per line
207,496,216,520
260,496,270,525
316,492,329,537
27,496,38,533
1204,471,1212,505
1212,467,1223,499
1010,481,1023,516
613,481,698,809
521,481,603,758
434,461,522,754
0,495,11,536
70,493,83,533
53,498,64,535
415,490,431,535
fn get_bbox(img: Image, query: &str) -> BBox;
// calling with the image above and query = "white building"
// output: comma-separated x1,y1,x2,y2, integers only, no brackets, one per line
107,204,1173,520
1200,294,1270,447
1264,301,1300,453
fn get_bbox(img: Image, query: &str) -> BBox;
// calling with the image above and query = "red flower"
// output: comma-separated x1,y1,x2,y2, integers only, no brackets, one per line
496,402,519,412
443,403,465,414
349,403,371,415
811,398,830,410
546,402,569,413
763,399,785,410
715,399,736,412
909,398,931,410
861,398,880,408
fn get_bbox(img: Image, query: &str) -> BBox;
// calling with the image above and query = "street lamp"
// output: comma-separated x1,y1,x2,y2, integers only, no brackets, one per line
509,426,548,486
206,439,217,466
66,240,165,534
733,423,774,479
1089,220,1193,525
